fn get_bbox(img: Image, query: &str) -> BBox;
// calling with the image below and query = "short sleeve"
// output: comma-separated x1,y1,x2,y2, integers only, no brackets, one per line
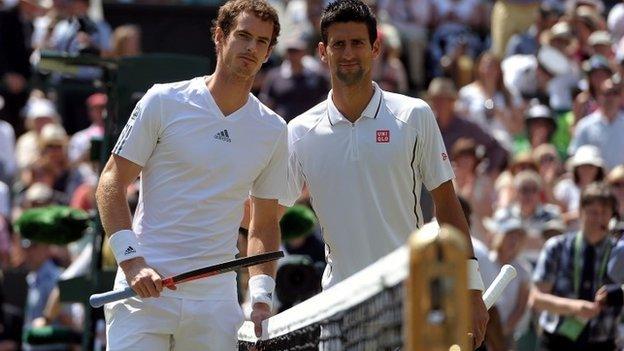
251,125,288,200
414,103,454,190
533,237,561,285
112,87,162,167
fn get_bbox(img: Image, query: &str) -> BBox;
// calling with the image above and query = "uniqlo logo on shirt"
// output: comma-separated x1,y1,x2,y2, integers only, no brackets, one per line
376,130,390,143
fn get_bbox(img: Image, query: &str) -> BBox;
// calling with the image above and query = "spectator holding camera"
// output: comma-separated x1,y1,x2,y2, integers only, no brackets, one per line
531,182,623,351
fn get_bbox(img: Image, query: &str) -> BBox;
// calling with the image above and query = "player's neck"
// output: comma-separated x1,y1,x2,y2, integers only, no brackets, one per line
206,70,253,117
331,79,374,123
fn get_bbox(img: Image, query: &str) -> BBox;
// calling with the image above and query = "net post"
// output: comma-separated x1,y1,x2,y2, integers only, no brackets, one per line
405,224,471,351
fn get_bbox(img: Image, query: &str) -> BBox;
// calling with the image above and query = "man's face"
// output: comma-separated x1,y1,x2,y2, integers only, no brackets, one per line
215,11,274,80
581,201,613,236
516,181,540,208
597,82,622,114
319,22,379,86
88,104,106,123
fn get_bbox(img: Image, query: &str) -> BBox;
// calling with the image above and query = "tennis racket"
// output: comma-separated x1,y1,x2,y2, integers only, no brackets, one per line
89,251,284,308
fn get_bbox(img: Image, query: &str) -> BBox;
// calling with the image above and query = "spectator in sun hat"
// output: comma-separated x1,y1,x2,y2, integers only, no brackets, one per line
554,145,606,230
517,103,558,152
15,98,61,170
38,124,85,201
488,169,562,263
588,31,615,63
546,22,575,56
574,54,614,125
429,78,508,176
570,77,624,170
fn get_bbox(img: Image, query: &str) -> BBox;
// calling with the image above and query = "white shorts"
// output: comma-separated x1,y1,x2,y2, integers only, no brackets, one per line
105,295,244,351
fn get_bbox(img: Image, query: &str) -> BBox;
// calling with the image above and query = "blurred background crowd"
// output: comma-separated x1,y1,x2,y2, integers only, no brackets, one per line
1,0,624,350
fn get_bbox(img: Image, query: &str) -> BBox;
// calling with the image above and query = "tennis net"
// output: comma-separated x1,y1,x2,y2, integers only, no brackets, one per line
237,246,408,350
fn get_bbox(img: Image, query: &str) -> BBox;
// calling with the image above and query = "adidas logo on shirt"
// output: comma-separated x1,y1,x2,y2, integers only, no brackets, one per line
214,129,231,143
124,246,136,255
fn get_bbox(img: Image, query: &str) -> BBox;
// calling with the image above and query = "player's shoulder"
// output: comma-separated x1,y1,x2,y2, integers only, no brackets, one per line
287,100,328,141
544,231,574,252
139,78,199,109
381,91,434,126
247,94,287,131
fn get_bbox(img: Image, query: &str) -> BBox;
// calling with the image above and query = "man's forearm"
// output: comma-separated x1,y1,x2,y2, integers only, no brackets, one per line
247,222,280,277
95,175,133,236
531,289,577,316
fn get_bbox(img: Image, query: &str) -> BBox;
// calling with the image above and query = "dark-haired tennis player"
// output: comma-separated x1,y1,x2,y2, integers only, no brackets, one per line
282,0,489,348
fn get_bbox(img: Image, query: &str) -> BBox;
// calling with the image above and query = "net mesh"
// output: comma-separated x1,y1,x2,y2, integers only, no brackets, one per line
237,283,403,350
237,247,408,351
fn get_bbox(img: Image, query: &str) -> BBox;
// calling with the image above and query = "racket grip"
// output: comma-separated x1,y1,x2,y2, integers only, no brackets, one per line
89,287,137,308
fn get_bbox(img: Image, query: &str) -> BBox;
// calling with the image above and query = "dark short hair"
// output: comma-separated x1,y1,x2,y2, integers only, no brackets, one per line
211,0,280,47
580,182,618,215
320,0,377,45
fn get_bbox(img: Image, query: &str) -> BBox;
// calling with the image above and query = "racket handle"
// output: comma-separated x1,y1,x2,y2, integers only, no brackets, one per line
89,287,136,308
483,264,517,310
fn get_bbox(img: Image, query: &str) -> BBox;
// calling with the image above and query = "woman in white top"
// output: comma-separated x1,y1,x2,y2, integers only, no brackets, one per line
458,52,522,150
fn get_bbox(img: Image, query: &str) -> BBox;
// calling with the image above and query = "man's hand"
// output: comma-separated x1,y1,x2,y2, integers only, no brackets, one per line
119,257,176,298
570,300,601,320
469,290,489,349
251,302,271,338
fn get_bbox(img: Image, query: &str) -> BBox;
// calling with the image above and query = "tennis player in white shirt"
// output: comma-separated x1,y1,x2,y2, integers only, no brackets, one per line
96,1,286,349
282,0,489,348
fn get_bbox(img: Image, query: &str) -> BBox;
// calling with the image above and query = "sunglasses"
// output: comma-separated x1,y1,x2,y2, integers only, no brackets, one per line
518,186,539,194
601,89,621,96
539,155,556,164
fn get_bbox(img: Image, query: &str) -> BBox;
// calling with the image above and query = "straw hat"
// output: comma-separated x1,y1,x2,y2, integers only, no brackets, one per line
39,124,68,148
567,144,605,170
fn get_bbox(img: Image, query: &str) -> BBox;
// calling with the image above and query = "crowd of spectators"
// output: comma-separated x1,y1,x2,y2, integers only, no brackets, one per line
1,0,624,350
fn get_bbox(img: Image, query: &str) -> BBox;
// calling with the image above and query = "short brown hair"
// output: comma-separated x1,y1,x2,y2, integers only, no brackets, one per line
580,182,618,214
211,0,280,47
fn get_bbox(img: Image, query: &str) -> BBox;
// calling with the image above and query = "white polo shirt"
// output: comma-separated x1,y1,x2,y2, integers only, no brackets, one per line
112,77,288,300
283,82,454,287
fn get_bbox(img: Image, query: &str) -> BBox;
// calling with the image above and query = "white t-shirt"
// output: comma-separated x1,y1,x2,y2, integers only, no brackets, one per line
283,82,454,287
112,77,288,300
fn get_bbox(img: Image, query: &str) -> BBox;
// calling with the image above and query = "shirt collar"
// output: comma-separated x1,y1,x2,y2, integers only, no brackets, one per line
326,82,383,125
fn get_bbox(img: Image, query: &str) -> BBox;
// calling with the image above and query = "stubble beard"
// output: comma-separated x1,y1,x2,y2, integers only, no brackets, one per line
336,67,365,86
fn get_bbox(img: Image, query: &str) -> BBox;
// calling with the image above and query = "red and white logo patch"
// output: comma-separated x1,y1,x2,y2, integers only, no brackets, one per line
376,130,390,143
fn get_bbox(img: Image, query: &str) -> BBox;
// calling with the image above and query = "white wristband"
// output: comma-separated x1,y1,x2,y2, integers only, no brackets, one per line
109,229,143,263
467,259,485,291
249,274,275,309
